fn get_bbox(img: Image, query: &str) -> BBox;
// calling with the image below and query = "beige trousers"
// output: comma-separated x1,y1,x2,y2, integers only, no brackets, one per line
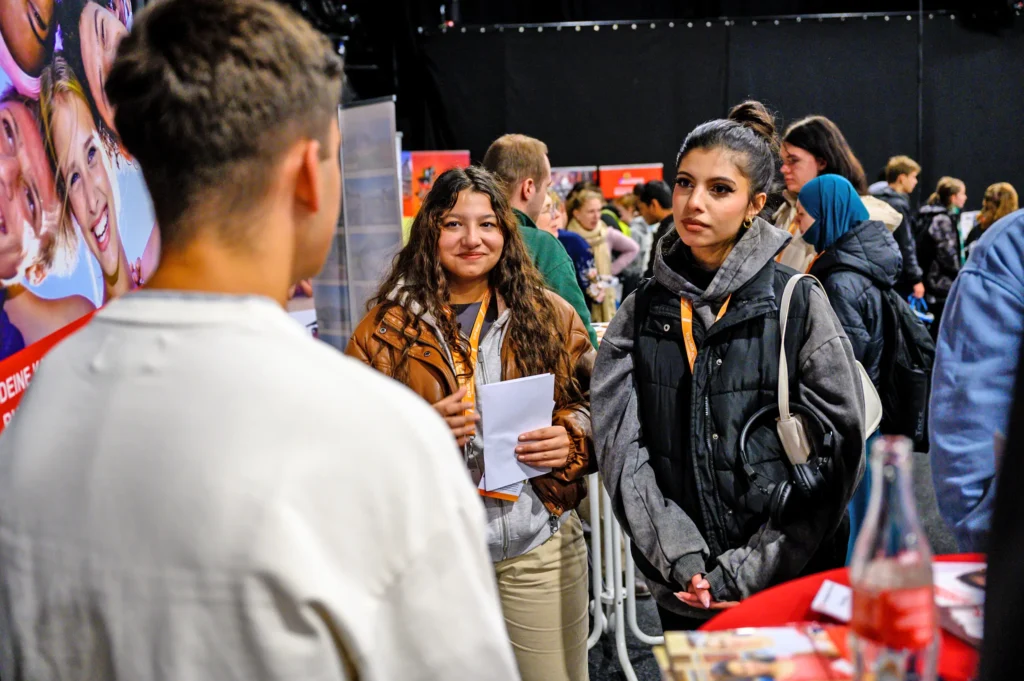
494,512,590,681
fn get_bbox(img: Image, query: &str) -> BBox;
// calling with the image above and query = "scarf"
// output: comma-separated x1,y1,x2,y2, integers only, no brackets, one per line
798,175,870,252
567,218,616,322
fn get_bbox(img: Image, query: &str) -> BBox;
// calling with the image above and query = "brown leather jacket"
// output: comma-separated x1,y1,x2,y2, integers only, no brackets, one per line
346,291,596,516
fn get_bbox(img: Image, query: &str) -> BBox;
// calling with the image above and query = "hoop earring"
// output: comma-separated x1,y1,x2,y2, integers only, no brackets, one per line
742,217,753,229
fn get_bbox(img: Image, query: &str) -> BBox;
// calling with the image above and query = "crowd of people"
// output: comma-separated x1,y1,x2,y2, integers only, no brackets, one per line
0,0,1022,680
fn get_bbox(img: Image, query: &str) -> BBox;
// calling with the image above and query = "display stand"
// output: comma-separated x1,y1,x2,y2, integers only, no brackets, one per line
586,472,663,681
314,97,404,351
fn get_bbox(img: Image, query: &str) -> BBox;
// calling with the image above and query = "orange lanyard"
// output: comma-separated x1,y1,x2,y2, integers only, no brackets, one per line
449,289,492,408
806,251,825,273
679,295,731,373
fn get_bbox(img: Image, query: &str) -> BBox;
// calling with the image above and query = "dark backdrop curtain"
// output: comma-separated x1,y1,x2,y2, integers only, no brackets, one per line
407,16,1024,208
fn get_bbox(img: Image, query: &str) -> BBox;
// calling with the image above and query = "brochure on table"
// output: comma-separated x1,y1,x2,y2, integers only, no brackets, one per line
655,624,853,680
809,561,986,649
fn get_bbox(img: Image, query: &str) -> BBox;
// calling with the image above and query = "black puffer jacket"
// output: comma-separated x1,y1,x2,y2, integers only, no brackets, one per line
917,204,962,303
808,220,903,386
870,186,923,287
594,220,866,612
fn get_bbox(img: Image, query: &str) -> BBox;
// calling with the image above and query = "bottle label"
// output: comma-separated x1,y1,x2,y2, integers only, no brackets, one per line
851,586,936,650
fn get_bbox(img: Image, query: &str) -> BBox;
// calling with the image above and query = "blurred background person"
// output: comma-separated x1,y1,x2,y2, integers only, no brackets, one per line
537,189,600,307
616,192,649,297
566,188,638,323
917,176,967,336
776,115,902,272
484,133,597,347
639,179,674,278
348,167,594,681
600,199,630,235
931,207,1024,554
870,155,925,299
965,182,1017,258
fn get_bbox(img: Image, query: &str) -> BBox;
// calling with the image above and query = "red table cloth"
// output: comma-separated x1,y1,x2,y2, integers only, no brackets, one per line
699,553,984,681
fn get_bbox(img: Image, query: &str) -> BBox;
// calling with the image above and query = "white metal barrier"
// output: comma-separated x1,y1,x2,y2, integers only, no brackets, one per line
586,473,663,681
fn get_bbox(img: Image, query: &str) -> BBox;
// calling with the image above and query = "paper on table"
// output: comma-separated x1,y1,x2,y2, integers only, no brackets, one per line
933,562,986,607
477,373,555,492
811,580,853,622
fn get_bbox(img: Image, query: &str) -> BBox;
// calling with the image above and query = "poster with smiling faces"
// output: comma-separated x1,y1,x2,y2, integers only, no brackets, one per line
0,0,157,365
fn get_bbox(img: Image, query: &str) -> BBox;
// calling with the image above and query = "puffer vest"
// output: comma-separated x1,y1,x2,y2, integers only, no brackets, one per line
631,261,831,586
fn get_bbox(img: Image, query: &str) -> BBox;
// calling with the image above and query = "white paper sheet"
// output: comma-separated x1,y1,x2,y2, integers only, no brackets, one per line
810,580,853,622
477,373,555,491
477,476,525,499
933,562,986,607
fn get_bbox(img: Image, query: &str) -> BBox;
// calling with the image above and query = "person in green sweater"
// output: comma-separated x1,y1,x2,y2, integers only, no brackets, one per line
483,134,598,347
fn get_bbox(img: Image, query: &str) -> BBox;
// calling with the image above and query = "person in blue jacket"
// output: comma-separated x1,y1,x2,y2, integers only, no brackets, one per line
930,208,1024,552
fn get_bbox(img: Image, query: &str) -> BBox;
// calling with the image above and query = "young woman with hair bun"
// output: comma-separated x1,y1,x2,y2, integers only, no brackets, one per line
593,101,865,631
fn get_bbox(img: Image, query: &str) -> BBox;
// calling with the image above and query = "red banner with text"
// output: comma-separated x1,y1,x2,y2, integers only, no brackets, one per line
0,312,96,434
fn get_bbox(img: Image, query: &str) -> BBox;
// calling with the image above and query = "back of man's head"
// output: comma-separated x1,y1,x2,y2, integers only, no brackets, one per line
106,0,344,252
886,155,921,184
640,180,671,212
482,134,550,219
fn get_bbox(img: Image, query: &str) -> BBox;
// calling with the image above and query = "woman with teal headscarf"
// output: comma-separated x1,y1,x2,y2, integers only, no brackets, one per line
797,175,903,562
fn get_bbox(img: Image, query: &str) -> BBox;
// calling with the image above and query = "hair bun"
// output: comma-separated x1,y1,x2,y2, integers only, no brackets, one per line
728,100,778,149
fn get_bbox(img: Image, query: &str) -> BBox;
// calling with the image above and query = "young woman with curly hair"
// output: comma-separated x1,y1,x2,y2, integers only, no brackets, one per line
346,165,595,681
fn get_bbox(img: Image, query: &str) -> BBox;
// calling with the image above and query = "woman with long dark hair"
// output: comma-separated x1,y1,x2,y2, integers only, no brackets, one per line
594,102,865,631
347,166,594,681
775,115,904,272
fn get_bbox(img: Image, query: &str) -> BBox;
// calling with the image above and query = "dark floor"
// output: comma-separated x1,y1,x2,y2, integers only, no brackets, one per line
588,450,957,681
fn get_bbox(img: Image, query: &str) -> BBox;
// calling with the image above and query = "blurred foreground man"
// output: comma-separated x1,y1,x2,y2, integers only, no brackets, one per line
0,0,518,679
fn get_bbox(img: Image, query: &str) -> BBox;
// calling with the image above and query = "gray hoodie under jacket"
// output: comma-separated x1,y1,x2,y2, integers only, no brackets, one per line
593,218,865,615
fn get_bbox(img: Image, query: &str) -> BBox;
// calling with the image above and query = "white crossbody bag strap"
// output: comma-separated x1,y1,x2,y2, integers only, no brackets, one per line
776,275,818,464
778,274,882,466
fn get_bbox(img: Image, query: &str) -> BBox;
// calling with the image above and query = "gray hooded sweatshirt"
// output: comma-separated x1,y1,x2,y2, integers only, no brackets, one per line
593,218,865,615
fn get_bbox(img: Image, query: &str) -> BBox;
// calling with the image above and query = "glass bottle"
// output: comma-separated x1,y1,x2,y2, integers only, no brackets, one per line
849,435,939,681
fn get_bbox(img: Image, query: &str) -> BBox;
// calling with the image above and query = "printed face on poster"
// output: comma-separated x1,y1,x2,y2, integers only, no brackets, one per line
0,0,158,365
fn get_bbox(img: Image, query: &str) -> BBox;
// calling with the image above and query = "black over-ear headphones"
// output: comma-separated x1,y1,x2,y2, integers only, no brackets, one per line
737,402,836,527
